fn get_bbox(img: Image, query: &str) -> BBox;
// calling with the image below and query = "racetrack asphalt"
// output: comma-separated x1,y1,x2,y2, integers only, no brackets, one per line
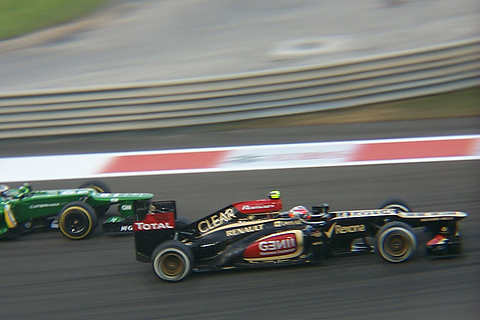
1,119,479,320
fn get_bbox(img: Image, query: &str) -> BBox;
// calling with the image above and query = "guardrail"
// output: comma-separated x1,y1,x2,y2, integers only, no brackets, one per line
1,38,479,139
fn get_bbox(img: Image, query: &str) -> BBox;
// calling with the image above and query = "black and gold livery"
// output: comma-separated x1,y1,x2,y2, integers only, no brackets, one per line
133,192,468,282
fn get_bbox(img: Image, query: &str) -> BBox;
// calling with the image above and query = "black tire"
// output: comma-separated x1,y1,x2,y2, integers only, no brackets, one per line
376,221,416,263
58,201,98,240
79,180,112,216
78,180,112,193
175,217,191,230
152,240,193,282
379,198,412,212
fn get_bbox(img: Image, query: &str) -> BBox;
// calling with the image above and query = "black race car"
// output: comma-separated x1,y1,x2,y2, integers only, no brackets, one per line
133,191,467,282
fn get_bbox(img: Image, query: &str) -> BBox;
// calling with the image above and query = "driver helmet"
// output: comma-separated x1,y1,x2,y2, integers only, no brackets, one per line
288,205,311,219
18,183,31,194
0,184,10,197
268,190,281,199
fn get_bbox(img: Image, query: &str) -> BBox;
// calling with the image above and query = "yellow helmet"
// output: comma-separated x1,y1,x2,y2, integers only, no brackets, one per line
268,190,281,199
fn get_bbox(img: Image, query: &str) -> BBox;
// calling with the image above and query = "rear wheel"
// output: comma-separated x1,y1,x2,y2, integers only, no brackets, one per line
79,180,112,216
78,180,111,193
376,221,416,262
175,217,191,229
379,198,411,212
58,201,97,240
152,240,193,282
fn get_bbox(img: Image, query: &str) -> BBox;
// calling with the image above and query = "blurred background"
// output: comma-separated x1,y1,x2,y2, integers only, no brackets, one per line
1,0,479,89
0,1,479,319
0,0,478,141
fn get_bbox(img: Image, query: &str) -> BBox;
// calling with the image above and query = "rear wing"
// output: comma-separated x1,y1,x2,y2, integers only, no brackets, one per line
134,201,177,262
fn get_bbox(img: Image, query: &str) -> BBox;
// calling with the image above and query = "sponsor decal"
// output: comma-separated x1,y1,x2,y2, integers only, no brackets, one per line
234,199,282,214
333,209,466,220
244,230,303,261
105,216,124,223
121,204,133,211
60,190,89,196
415,211,465,222
133,211,175,232
28,203,60,209
273,220,303,227
120,225,133,232
198,208,236,233
335,209,396,218
133,221,173,231
99,192,150,198
420,217,453,222
325,223,336,238
242,204,275,211
50,219,58,229
225,224,264,236
335,224,366,234
259,237,296,255
324,222,366,237
402,211,462,218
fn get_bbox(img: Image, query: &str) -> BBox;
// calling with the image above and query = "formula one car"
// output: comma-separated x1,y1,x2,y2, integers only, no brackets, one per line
133,191,468,282
1,180,153,240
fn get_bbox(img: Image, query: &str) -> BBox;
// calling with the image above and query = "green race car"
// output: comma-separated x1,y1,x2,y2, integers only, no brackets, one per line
0,180,153,240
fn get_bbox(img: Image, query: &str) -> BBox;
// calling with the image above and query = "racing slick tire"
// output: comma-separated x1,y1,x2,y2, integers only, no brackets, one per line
175,217,191,229
379,198,412,212
79,179,112,194
152,240,193,282
376,221,417,263
79,180,112,216
58,201,98,240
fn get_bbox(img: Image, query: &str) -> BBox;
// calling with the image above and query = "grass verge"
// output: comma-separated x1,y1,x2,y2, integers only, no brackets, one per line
0,0,113,40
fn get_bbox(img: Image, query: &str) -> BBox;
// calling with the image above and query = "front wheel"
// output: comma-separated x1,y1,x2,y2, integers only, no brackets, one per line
152,240,193,282
376,221,416,263
58,201,98,240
